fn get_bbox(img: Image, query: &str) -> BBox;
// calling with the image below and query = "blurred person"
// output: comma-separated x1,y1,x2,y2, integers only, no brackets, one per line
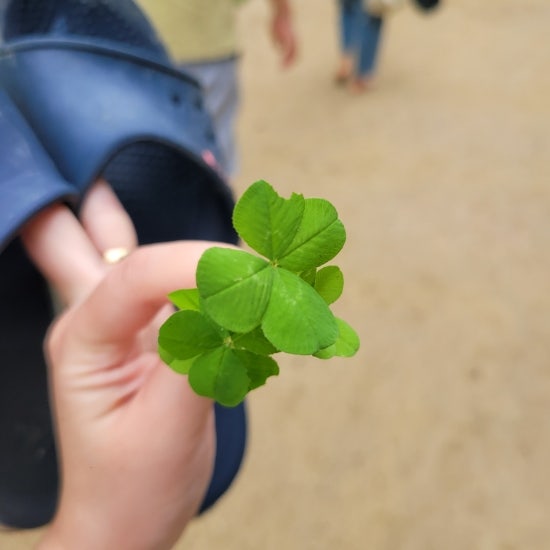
137,0,298,177
334,0,384,93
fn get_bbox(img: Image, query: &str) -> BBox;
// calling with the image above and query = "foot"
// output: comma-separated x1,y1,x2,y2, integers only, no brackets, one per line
334,56,354,85
349,76,374,94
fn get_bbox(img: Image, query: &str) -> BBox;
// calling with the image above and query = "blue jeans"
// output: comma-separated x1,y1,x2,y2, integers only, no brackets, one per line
338,0,383,78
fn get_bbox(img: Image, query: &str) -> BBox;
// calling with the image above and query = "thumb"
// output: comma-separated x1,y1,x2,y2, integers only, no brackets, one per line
67,240,228,347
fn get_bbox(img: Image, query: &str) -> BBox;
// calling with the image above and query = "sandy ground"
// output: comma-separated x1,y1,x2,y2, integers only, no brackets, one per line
3,0,550,548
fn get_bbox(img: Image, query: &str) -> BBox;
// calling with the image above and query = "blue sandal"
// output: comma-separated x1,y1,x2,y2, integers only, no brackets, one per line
0,0,245,528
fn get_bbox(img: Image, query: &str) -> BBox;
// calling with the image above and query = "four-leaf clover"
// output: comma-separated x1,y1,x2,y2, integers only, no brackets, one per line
158,180,359,406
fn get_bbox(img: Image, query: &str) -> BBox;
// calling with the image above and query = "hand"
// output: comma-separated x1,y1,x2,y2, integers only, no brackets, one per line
32,237,219,549
270,0,298,67
19,182,217,548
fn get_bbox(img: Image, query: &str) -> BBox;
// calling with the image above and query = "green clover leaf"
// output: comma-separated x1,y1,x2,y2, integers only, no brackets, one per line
278,197,346,272
232,327,279,356
313,318,361,359
167,288,201,311
188,348,279,407
262,268,338,354
188,348,251,407
313,266,344,305
232,179,305,260
197,247,273,333
158,179,359,406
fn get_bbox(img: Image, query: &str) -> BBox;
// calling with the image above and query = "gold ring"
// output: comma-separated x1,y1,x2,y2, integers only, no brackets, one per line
103,247,130,264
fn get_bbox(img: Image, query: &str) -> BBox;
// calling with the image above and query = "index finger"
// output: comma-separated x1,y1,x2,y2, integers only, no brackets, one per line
20,203,105,305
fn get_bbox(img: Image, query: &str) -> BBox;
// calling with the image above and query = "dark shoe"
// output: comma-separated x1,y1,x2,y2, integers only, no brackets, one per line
0,0,245,528
411,0,441,12
0,90,76,528
0,241,59,528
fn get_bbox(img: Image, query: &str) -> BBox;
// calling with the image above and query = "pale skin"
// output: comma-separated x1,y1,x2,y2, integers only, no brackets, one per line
269,0,298,67
21,178,138,306
19,183,224,549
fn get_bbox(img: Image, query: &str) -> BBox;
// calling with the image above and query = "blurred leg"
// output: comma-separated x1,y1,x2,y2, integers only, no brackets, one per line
335,0,362,82
355,10,383,87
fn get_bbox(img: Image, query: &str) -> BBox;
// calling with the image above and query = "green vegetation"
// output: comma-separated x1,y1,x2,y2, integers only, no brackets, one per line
158,180,359,406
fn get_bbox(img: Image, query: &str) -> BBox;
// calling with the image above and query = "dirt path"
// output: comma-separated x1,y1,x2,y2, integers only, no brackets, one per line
3,1,549,548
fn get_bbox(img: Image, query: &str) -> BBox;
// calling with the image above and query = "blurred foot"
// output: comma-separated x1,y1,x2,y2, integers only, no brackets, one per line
334,56,353,85
349,76,374,94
